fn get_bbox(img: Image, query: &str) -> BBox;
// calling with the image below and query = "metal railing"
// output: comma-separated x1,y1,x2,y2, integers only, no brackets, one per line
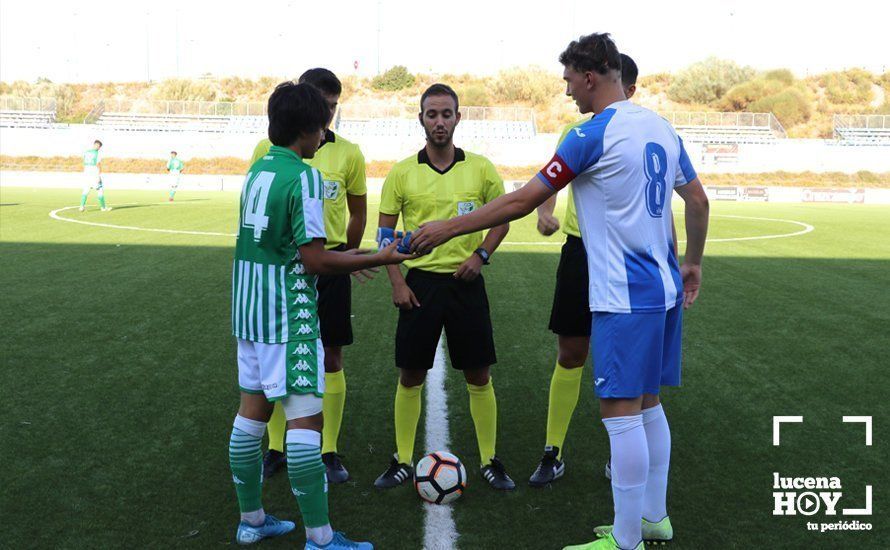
660,111,786,138
0,96,57,112
338,104,535,123
102,99,266,117
834,114,890,130
82,101,105,124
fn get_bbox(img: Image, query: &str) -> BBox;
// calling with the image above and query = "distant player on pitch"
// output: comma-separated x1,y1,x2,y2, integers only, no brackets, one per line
166,151,184,202
410,34,710,550
373,83,515,492
79,140,111,212
227,81,409,548
250,68,368,484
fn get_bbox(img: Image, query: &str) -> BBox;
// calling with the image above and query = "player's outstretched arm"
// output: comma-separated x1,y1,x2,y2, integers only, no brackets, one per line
299,238,410,276
674,178,710,308
411,177,554,254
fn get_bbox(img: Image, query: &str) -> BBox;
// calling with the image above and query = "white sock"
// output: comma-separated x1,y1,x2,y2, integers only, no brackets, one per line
306,524,333,545
603,414,648,550
241,509,265,527
642,403,671,522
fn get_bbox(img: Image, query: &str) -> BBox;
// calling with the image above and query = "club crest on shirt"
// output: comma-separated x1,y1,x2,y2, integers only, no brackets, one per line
323,180,339,200
457,201,476,216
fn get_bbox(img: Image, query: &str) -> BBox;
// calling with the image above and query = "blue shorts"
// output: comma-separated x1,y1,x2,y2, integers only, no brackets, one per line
591,306,682,398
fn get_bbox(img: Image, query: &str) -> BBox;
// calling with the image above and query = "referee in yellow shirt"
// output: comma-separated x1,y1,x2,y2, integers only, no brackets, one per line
373,84,515,491
250,69,368,484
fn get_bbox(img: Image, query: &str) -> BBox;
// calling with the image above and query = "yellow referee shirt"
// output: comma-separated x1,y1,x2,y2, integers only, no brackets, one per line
380,148,505,273
250,130,366,249
556,118,590,239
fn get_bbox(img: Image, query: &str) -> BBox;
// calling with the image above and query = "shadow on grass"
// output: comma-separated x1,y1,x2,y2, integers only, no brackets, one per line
1,242,886,548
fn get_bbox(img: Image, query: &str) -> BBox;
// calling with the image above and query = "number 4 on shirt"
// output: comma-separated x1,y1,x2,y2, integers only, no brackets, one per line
241,171,275,241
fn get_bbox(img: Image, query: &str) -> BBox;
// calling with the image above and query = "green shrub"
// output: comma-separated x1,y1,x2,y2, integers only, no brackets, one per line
667,57,755,104
820,69,874,104
371,66,415,91
638,72,672,94
763,69,794,86
494,66,557,106
456,83,491,106
152,78,216,101
749,88,812,126
720,79,785,111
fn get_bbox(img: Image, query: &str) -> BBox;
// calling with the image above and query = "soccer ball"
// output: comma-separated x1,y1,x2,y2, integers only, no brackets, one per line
414,451,466,504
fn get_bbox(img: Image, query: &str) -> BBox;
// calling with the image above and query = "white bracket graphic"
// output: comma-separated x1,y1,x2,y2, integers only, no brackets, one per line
843,485,873,515
842,416,873,446
773,416,803,446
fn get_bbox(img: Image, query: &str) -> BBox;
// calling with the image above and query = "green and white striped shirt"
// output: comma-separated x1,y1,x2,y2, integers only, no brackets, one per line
232,146,327,343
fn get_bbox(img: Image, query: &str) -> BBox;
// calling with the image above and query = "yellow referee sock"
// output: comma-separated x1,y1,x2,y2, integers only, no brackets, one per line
545,362,584,458
321,370,346,455
467,380,497,466
394,383,423,464
267,401,286,453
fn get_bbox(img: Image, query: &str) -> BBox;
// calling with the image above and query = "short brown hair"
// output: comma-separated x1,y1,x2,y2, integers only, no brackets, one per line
559,33,621,75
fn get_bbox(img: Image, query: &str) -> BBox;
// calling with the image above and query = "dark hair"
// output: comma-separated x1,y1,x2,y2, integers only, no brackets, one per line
558,33,621,75
620,53,638,88
267,82,328,147
170,150,177,155
94,140,103,147
420,83,459,112
298,68,342,97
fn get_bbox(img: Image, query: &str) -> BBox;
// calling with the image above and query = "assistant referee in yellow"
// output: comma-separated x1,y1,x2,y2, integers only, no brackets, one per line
373,83,515,491
249,68,367,484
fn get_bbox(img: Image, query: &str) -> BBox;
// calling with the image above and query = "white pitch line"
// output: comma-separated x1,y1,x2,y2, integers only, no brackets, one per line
422,335,459,550
50,205,814,245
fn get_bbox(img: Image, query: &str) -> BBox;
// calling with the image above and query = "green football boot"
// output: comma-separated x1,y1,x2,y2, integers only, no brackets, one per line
563,533,643,550
593,517,673,545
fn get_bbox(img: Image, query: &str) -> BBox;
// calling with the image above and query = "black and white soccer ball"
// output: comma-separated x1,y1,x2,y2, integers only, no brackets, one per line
414,451,466,504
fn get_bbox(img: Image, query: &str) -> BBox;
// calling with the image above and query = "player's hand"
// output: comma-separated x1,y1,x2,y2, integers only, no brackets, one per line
454,254,483,282
536,213,560,236
410,220,453,255
680,263,702,309
392,282,421,310
343,248,380,283
376,239,414,265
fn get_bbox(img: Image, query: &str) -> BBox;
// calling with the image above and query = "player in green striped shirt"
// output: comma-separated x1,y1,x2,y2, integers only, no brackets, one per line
166,151,184,202
228,81,408,549
79,140,111,212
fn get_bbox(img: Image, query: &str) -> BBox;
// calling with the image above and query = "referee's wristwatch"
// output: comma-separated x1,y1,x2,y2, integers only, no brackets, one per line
473,247,491,265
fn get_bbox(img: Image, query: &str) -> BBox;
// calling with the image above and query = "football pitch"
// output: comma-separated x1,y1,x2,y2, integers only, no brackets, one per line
1,187,887,549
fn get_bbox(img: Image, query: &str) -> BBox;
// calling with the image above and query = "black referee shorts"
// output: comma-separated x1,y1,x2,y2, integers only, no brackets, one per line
548,235,593,337
396,269,497,371
317,246,353,348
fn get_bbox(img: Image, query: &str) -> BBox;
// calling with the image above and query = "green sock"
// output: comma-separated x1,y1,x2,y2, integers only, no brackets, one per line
98,194,106,209
394,383,423,464
169,190,176,200
229,419,265,514
80,194,87,207
467,380,498,465
545,363,584,458
286,429,329,528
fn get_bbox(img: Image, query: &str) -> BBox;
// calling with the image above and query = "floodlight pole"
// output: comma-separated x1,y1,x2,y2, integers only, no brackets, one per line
376,0,382,75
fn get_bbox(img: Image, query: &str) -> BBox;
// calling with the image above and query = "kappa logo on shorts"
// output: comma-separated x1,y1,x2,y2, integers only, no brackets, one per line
291,279,309,291
294,309,312,320
293,376,312,388
292,343,312,356
293,294,310,305
296,324,313,335
290,264,306,275
293,360,312,371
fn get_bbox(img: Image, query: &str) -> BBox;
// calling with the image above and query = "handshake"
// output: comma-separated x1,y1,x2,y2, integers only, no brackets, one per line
376,227,432,255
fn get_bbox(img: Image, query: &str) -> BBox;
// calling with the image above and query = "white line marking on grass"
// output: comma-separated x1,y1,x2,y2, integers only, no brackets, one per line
49,204,236,237
422,335,458,550
51,205,813,245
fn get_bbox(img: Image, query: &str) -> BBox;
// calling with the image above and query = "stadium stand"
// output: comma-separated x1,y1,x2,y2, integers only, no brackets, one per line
834,114,890,145
335,105,537,142
661,111,786,144
0,97,57,128
93,100,267,133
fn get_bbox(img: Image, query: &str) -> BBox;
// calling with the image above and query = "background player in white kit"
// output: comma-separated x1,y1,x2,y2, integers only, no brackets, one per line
410,33,710,550
79,140,111,212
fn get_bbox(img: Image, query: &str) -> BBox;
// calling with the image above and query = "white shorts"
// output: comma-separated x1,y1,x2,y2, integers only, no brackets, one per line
83,167,102,189
169,173,181,188
237,338,326,401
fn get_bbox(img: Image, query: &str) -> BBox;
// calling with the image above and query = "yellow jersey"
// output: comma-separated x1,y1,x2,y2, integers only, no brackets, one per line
556,118,591,238
250,130,366,249
380,148,504,273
